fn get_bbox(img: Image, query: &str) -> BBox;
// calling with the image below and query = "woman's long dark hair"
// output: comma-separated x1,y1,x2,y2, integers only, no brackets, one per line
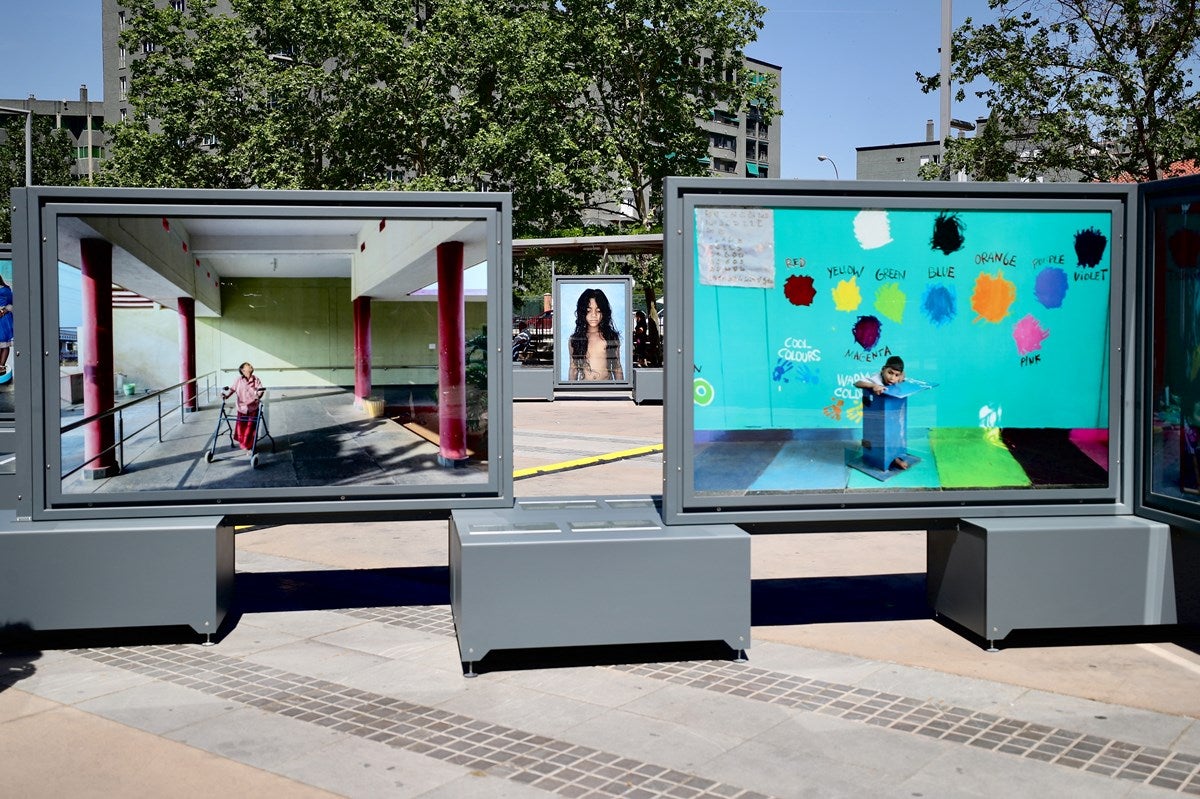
569,288,621,361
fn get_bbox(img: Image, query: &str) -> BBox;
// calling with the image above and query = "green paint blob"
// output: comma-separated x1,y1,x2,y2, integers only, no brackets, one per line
874,282,907,323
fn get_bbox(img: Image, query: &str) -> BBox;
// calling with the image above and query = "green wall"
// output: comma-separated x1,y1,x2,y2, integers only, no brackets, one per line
194,277,486,388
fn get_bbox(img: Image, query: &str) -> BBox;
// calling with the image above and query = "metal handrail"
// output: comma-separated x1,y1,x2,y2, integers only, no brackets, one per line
61,370,218,480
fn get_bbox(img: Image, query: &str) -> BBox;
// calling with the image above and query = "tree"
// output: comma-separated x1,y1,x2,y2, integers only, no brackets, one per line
0,115,76,242
560,0,776,229
919,0,1200,182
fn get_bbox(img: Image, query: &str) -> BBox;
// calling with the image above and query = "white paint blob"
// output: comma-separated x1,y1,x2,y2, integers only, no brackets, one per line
853,209,893,250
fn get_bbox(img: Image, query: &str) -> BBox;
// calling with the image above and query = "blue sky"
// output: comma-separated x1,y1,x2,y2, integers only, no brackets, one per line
0,1,995,180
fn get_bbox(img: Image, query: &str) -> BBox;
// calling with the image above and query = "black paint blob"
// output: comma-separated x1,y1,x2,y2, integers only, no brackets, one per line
1074,227,1108,268
930,211,965,255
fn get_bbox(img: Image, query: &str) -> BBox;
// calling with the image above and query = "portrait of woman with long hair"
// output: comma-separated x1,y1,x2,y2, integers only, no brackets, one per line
568,287,624,381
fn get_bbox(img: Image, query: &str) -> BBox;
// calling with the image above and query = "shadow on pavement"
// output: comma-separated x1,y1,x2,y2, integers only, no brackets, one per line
233,566,450,613
751,573,931,626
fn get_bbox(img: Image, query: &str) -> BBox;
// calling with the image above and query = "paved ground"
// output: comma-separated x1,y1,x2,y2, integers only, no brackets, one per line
4,396,1200,798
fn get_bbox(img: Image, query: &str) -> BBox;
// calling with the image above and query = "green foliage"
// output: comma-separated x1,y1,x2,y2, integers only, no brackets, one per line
0,115,76,241
918,0,1200,182
101,0,772,237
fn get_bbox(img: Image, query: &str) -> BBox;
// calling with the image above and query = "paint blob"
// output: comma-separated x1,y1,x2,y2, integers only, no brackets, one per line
831,277,862,311
874,282,907,323
930,211,966,255
694,377,715,406
1012,314,1050,356
783,274,817,306
853,210,892,250
1034,267,1069,309
852,315,883,350
970,270,1017,323
1074,227,1108,267
920,284,956,327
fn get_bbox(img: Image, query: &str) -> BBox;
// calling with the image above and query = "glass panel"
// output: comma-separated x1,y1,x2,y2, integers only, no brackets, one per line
54,212,493,501
1147,199,1200,505
689,204,1113,500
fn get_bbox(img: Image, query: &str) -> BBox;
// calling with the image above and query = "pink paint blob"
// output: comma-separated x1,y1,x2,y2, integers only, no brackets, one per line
1012,314,1050,356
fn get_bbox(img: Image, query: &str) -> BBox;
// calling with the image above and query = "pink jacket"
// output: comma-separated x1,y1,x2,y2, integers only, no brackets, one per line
226,375,264,414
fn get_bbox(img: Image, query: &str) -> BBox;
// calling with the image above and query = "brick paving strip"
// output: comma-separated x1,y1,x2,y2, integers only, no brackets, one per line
69,643,775,799
341,605,1200,795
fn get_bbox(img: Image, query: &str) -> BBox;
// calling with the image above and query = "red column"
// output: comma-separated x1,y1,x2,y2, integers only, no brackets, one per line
178,297,197,411
436,241,468,465
353,295,372,405
80,238,117,478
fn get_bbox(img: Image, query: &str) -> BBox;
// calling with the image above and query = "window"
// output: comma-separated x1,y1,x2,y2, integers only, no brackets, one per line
120,108,128,121
75,147,89,159
119,76,127,101
118,11,125,30
119,46,126,69
142,41,156,54
171,0,186,10
711,157,736,174
201,134,219,147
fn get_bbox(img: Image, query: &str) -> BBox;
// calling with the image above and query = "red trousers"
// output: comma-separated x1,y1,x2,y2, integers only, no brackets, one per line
234,405,258,449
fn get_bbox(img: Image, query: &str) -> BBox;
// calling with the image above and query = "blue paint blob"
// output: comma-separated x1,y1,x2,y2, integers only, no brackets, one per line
920,284,956,327
1034,267,1069,309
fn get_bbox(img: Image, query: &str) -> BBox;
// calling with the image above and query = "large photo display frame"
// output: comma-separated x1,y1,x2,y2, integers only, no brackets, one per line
1138,174,1200,530
663,178,1136,526
553,275,634,389
11,186,514,522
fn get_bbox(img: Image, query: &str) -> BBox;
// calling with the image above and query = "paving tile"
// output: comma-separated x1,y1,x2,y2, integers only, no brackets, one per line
164,704,343,771
76,679,238,735
274,735,469,799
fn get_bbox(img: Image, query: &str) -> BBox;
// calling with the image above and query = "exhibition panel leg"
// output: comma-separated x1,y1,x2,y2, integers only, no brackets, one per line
927,516,1176,649
0,512,233,637
450,498,750,672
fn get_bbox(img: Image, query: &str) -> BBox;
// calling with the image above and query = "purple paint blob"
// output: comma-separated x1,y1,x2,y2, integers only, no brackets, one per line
852,315,883,350
920,284,956,327
1034,267,1069,309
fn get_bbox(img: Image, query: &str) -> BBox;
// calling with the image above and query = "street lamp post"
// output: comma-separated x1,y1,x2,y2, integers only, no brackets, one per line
0,105,33,186
817,154,840,180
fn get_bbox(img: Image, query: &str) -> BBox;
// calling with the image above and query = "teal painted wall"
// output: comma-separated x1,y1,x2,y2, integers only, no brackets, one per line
692,206,1113,432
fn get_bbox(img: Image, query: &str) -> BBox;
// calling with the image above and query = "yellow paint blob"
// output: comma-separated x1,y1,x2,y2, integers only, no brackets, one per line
832,277,862,312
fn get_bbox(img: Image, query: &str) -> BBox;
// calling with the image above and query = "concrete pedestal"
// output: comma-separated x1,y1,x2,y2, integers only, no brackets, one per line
450,497,749,669
0,512,234,636
512,366,553,401
927,515,1176,647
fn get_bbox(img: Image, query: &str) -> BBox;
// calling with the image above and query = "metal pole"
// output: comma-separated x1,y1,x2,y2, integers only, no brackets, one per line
24,109,32,186
940,0,953,161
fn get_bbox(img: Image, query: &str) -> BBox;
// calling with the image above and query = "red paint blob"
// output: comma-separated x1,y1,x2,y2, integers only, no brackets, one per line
784,274,816,306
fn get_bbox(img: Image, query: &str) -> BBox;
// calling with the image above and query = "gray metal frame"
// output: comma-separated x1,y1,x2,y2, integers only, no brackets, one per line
1134,173,1200,532
11,186,514,522
552,274,634,390
663,177,1137,526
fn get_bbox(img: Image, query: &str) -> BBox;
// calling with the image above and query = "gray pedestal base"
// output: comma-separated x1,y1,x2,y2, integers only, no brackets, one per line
633,368,663,404
927,515,1176,647
450,497,749,669
513,366,554,401
0,512,234,636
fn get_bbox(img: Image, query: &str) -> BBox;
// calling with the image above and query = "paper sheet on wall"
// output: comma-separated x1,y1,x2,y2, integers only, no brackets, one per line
696,208,775,288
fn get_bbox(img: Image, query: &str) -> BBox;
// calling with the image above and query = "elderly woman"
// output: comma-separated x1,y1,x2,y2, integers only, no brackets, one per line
221,362,266,450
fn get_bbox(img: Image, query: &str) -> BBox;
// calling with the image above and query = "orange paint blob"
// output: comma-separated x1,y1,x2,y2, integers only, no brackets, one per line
971,271,1016,323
